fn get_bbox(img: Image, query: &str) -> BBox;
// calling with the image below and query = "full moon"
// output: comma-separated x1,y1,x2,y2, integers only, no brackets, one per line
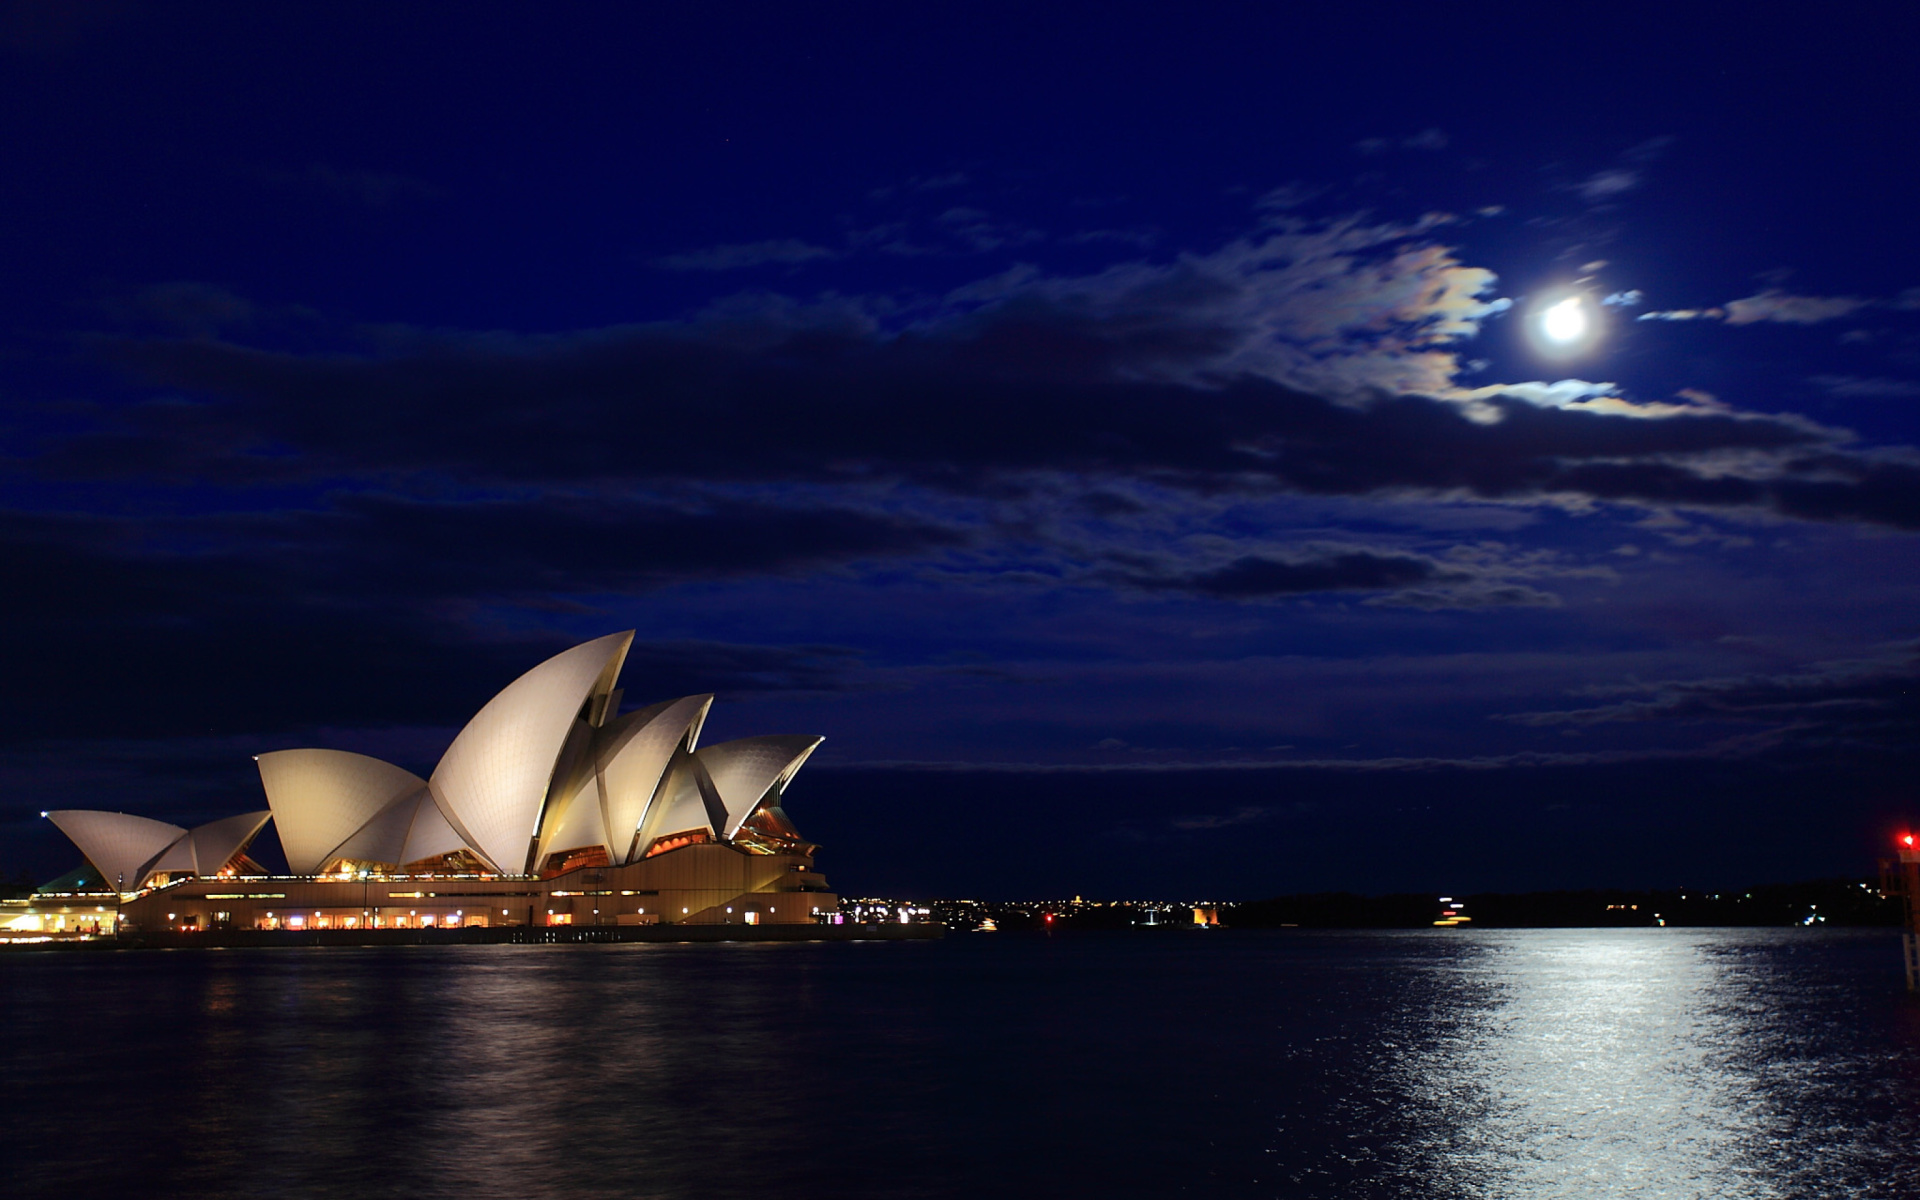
1527,291,1601,357
1541,296,1588,343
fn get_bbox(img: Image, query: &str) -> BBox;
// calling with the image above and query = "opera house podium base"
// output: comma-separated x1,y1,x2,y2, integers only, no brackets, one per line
111,921,942,948
111,842,851,938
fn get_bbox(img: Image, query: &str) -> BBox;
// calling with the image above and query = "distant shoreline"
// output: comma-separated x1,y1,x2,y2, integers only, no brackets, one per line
902,877,1904,932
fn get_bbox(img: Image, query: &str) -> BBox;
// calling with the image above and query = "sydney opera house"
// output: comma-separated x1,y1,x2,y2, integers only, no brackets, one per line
18,633,841,935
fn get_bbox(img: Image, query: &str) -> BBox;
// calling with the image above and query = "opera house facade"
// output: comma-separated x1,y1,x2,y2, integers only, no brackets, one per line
23,633,840,935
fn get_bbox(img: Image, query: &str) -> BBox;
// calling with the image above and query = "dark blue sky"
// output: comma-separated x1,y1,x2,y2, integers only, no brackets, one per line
4,3,1918,897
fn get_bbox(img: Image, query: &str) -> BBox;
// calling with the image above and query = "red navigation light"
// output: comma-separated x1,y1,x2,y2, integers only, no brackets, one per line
1904,833,1915,847
1044,913,1054,923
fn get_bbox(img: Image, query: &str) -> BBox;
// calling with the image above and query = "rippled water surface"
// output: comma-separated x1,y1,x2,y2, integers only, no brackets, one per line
5,929,1918,1199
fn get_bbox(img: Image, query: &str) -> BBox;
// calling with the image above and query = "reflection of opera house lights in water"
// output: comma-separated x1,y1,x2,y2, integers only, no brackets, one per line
26,632,854,936
1529,292,1600,357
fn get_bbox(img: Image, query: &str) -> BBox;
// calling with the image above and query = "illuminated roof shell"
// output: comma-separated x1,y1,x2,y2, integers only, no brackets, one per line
324,788,469,869
256,749,430,875
185,810,273,875
594,694,712,863
633,749,724,854
44,809,271,890
695,736,823,840
429,631,632,873
45,810,186,891
532,760,612,867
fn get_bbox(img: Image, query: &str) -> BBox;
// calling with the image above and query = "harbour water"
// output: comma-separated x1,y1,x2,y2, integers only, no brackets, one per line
5,928,1917,1199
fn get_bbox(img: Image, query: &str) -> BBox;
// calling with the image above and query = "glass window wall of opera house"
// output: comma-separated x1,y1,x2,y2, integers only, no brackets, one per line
2,633,841,940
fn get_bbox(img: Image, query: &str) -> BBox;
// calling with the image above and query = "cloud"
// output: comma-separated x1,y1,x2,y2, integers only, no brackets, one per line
969,214,1511,399
1093,539,1580,609
1810,375,1920,398
1170,805,1271,830
1641,290,1871,325
1724,289,1871,325
44,214,1920,536
1365,582,1559,610
302,163,438,207
1498,645,1920,751
111,282,255,337
1601,290,1643,308
1567,142,1671,207
94,322,1875,521
1623,136,1677,163
1066,228,1157,248
866,171,970,201
1256,182,1326,211
1116,549,1456,598
934,207,1044,253
653,238,838,270
1575,168,1639,203
1354,129,1448,154
1638,308,1726,321
0,504,902,743
1,496,964,614
836,748,1694,773
615,639,867,697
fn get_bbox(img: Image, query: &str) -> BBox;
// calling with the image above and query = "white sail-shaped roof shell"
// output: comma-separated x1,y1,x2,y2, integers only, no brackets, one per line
396,794,469,865
46,809,271,889
530,715,606,867
322,788,469,869
256,749,430,875
530,694,714,868
533,761,612,866
185,810,272,875
596,694,711,863
46,810,185,891
429,631,633,873
633,750,725,854
143,833,199,878
696,736,823,839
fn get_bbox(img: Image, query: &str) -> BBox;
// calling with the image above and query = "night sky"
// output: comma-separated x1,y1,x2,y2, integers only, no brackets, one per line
5,5,1918,899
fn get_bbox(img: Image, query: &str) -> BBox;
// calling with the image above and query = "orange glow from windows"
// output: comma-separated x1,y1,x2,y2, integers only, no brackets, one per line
641,829,713,859
541,844,612,877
